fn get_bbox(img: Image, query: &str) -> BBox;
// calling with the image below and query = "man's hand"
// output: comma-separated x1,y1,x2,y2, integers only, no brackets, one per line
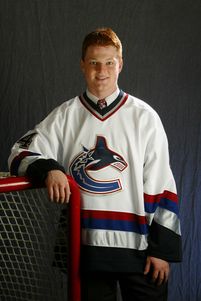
45,170,71,203
144,256,170,285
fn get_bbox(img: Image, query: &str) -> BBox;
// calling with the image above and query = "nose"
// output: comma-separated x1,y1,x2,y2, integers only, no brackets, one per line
96,63,106,73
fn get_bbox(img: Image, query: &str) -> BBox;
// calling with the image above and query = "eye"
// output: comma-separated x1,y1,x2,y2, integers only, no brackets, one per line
113,155,122,161
106,61,114,65
89,60,97,65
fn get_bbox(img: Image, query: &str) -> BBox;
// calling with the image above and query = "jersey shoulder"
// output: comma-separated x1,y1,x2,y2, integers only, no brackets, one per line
127,94,158,115
37,95,81,126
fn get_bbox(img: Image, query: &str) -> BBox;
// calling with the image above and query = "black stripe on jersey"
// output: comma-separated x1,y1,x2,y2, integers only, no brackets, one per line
81,245,147,273
79,90,128,121
147,220,182,262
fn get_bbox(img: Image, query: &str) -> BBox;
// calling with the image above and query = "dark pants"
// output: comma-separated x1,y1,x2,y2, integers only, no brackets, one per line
81,271,168,301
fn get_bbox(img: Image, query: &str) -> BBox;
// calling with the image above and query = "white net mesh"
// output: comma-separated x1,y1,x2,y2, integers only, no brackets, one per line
0,187,70,301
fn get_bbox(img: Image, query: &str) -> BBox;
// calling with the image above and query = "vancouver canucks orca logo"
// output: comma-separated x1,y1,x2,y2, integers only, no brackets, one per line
70,136,127,194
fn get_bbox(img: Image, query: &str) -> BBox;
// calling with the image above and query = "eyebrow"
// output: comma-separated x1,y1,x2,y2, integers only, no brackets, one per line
88,57,116,60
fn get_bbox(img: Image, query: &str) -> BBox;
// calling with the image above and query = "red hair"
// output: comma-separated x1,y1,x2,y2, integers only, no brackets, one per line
81,28,122,60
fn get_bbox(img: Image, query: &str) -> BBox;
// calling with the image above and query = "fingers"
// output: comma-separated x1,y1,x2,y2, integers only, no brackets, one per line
48,186,54,202
145,256,170,286
151,268,169,286
50,183,71,204
45,170,71,204
144,257,151,275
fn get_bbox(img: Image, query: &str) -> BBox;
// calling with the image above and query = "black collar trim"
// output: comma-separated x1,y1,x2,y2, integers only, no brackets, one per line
79,90,128,121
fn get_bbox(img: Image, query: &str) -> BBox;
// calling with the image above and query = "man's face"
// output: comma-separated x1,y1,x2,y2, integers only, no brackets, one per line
80,45,123,98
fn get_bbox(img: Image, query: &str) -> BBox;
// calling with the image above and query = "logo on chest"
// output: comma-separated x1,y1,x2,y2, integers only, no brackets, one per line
69,136,127,194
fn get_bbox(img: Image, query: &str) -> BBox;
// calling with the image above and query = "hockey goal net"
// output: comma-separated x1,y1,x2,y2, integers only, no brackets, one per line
0,175,81,301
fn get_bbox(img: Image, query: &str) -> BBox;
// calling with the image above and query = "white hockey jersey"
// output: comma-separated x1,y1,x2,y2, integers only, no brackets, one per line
9,90,182,270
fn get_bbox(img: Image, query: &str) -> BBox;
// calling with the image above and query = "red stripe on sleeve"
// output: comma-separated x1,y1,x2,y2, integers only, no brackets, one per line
144,190,178,203
82,210,147,224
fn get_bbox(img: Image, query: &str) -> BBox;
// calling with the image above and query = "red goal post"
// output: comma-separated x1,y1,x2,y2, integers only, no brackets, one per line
0,175,81,301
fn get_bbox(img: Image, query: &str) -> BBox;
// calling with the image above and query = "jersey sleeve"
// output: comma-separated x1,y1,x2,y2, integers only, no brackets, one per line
143,112,182,262
8,107,66,181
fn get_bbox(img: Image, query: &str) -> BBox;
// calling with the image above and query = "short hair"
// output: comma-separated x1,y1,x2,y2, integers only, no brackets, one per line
81,27,122,60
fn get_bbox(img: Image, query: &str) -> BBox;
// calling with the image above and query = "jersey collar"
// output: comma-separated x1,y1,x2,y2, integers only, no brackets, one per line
79,90,128,121
86,88,120,106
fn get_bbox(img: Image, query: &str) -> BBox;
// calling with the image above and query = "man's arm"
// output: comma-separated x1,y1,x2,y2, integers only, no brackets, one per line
143,112,182,283
26,158,71,203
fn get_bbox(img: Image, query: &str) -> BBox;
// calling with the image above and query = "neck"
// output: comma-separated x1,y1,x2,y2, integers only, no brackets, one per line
87,87,118,100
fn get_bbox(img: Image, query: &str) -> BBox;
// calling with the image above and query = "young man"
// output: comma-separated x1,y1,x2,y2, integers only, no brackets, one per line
9,28,182,301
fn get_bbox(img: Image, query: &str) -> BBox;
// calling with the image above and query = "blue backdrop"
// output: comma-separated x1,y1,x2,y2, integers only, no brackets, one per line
0,1,200,300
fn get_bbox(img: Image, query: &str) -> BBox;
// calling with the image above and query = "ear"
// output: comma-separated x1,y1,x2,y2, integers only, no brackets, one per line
118,58,123,73
80,59,85,73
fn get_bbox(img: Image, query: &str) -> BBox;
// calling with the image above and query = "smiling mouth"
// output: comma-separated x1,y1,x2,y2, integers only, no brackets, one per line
96,77,108,81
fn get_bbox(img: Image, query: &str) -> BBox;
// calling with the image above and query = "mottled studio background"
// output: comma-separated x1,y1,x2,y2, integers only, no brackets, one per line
0,1,201,300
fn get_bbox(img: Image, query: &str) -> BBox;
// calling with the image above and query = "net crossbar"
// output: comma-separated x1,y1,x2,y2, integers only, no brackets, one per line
0,176,81,301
